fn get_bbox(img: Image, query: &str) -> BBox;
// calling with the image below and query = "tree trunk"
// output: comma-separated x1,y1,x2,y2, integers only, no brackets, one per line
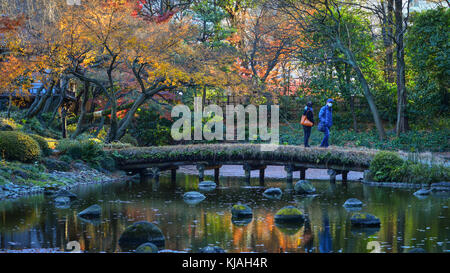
338,41,386,139
350,95,357,131
382,0,395,83
7,94,12,118
71,81,90,139
353,63,386,140
26,81,56,119
395,0,408,135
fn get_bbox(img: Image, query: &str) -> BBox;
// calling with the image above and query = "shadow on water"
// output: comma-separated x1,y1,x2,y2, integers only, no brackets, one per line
0,173,448,253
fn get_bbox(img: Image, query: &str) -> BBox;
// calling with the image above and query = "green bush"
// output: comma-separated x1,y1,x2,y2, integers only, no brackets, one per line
120,133,139,146
0,131,41,162
369,151,404,182
391,162,450,184
56,139,104,166
29,134,52,156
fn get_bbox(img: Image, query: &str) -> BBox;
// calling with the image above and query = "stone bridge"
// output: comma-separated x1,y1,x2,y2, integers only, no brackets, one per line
108,144,376,186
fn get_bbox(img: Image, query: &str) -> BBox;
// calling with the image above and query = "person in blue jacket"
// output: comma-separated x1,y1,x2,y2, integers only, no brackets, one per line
318,98,333,148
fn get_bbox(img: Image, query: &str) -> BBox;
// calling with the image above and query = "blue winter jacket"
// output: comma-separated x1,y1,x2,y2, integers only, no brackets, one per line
319,105,332,128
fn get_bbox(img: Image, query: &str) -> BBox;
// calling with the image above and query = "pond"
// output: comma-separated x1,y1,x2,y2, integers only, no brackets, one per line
0,174,448,253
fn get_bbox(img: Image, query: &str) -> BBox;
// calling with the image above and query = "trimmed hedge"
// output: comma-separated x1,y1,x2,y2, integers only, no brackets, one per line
0,131,41,162
29,134,52,156
369,151,404,182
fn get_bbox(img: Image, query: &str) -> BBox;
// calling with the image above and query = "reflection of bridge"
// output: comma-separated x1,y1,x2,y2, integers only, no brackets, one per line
110,144,376,185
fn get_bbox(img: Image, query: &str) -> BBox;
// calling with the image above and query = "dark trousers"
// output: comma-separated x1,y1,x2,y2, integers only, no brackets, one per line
320,127,329,147
303,126,312,147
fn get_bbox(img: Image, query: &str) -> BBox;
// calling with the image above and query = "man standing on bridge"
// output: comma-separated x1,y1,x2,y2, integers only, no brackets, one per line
318,99,333,148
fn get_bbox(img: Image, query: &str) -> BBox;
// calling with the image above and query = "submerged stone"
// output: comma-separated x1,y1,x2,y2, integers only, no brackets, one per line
198,246,225,253
78,204,102,219
351,227,380,236
274,206,304,224
135,242,159,253
414,188,431,196
263,187,282,199
55,189,77,200
183,191,206,200
431,182,450,192
231,217,252,227
198,181,217,191
343,198,363,208
350,213,381,227
294,180,316,195
54,196,70,208
119,221,165,251
183,191,206,205
231,204,253,219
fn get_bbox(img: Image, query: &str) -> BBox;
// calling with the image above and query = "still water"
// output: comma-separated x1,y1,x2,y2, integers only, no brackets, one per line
0,174,449,253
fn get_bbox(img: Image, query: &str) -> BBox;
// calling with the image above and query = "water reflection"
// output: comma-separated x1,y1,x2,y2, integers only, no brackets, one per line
0,174,449,253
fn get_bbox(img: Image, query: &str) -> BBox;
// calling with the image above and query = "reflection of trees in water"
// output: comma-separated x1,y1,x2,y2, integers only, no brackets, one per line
0,177,448,253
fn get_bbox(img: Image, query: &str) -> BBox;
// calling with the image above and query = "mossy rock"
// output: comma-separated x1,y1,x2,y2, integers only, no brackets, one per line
135,242,159,253
231,204,253,219
350,213,381,227
118,221,165,251
120,133,139,146
183,191,206,205
231,217,252,227
274,206,304,224
198,181,217,191
343,198,363,208
275,224,303,235
78,204,102,219
294,180,316,195
263,187,282,199
29,134,51,156
43,158,71,172
0,131,41,162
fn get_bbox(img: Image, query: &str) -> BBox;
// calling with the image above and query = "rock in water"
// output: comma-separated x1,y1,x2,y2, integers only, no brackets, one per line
263,188,282,199
343,198,363,208
119,221,165,251
414,188,431,196
274,206,304,224
54,196,70,208
78,204,102,219
135,242,159,253
231,204,253,219
431,182,450,192
44,186,59,196
198,181,217,191
350,213,381,227
408,248,426,253
55,189,77,200
294,180,316,195
198,246,225,253
183,191,206,205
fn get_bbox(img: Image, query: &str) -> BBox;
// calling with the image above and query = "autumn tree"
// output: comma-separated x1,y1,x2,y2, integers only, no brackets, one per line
273,0,387,140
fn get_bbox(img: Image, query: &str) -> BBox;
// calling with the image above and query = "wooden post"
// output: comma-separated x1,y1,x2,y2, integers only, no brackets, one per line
285,165,293,186
342,171,348,183
171,168,177,184
259,168,265,186
328,169,336,184
214,167,220,185
243,163,251,185
197,164,205,182
300,168,306,180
